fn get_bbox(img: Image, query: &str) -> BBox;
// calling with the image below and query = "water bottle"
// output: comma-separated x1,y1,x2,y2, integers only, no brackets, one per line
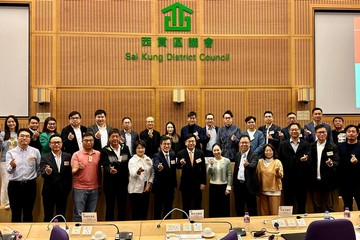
53,219,59,227
344,207,351,218
324,210,331,220
244,212,250,232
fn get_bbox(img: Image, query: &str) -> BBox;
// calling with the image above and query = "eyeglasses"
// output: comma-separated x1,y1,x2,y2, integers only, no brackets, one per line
316,131,327,134
83,139,94,143
240,142,250,145
70,117,80,120
50,141,62,145
18,135,30,138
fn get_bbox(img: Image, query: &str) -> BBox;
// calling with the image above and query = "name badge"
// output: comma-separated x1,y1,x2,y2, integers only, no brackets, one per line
196,158,202,164
299,134,303,138
64,161,69,166
28,157,35,161
269,130,275,135
327,151,334,156
171,160,176,164
118,156,123,162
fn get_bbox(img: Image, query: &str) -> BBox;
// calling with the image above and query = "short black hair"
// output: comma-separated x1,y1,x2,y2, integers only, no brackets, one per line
262,144,278,159
245,116,256,123
240,135,251,142
332,116,344,123
345,124,359,133
314,124,326,132
223,110,233,118
205,113,214,119
18,128,31,136
287,112,296,117
160,136,171,144
288,122,301,129
312,107,323,114
122,116,132,123
263,111,273,116
109,128,121,137
184,134,196,141
94,109,106,117
69,111,82,119
187,111,197,118
28,116,40,123
49,134,62,142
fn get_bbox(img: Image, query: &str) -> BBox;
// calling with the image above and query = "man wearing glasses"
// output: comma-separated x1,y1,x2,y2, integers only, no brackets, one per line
308,124,339,213
40,134,72,221
71,133,101,222
61,111,87,155
6,128,41,222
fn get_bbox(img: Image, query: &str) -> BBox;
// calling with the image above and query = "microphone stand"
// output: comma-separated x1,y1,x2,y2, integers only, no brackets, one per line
46,214,69,230
156,208,194,228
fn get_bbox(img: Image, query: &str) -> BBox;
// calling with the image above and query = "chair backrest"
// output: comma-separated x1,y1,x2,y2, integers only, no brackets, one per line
49,227,69,240
220,230,238,240
305,219,356,240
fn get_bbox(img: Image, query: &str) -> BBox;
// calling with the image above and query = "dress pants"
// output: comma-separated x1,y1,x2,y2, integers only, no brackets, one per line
104,184,128,221
209,183,230,217
259,193,280,216
8,178,37,222
153,187,175,220
181,184,202,218
42,189,69,222
129,192,150,220
233,179,257,216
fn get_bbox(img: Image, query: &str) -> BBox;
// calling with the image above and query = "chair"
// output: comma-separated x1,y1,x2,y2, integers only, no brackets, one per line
220,230,238,240
305,219,356,240
49,227,69,240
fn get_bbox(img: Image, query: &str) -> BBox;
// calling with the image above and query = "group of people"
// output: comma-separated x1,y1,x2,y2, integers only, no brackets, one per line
0,107,359,222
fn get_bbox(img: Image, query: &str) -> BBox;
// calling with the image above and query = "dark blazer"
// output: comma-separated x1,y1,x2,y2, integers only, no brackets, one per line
308,140,339,191
140,129,161,158
176,148,206,192
233,149,259,195
278,139,310,187
152,151,177,192
87,124,114,151
100,143,131,190
304,122,333,143
338,142,360,194
61,125,87,155
180,124,203,150
200,126,219,152
258,124,281,149
120,130,139,156
40,151,73,196
29,129,42,152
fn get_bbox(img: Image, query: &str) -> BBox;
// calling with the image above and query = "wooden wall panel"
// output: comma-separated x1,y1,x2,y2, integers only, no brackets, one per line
294,38,312,86
34,0,53,32
247,89,291,128
204,0,289,34
33,35,53,85
158,43,198,86
58,36,152,86
59,0,152,33
203,39,289,86
157,89,200,135
202,89,246,129
56,89,107,129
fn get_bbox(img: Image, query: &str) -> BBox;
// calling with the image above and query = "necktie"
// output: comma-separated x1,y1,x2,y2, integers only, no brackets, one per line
165,154,170,166
189,151,194,166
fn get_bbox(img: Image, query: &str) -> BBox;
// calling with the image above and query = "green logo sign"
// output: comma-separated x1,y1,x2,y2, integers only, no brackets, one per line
162,2,193,31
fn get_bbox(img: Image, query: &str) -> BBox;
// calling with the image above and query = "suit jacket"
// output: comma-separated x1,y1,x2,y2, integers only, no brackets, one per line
29,129,42,152
120,130,139,156
40,151,73,196
308,140,339,191
304,122,333,143
152,151,177,192
338,142,360,193
200,126,219,152
233,149,259,195
278,139,310,187
180,124,203,150
61,125,87,155
216,125,241,161
241,130,265,155
258,124,281,149
87,124,114,151
100,143,131,190
140,129,161,158
176,148,206,192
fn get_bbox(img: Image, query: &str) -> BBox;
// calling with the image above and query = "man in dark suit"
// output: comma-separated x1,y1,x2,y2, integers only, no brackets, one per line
152,136,177,219
200,113,218,157
278,123,310,214
28,116,42,151
308,124,339,213
100,129,131,221
304,107,333,143
177,134,206,217
120,117,139,157
140,116,161,158
180,111,203,150
40,134,72,222
233,135,259,216
87,109,114,151
258,110,281,150
280,112,305,141
61,111,87,155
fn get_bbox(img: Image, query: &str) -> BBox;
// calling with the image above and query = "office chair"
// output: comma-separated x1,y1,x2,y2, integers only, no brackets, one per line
49,227,69,240
220,230,238,240
305,219,356,240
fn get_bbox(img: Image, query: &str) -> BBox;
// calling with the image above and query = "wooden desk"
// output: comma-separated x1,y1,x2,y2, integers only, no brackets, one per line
0,224,31,239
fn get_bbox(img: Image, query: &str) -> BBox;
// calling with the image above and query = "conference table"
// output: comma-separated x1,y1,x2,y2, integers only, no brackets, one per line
1,212,359,239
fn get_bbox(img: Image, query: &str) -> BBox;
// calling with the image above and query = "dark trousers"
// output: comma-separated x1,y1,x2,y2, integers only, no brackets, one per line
153,187,175,220
8,179,37,222
104,185,128,221
181,185,202,218
233,180,257,216
283,182,307,214
209,184,230,218
341,188,360,211
129,192,150,220
43,190,69,222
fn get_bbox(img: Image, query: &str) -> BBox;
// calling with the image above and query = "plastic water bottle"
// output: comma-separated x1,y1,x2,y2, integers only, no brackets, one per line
244,212,250,232
324,210,331,220
344,207,351,218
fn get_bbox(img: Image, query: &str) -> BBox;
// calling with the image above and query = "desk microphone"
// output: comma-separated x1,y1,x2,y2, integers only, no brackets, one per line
75,223,124,240
156,208,194,228
46,214,69,230
296,215,335,220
